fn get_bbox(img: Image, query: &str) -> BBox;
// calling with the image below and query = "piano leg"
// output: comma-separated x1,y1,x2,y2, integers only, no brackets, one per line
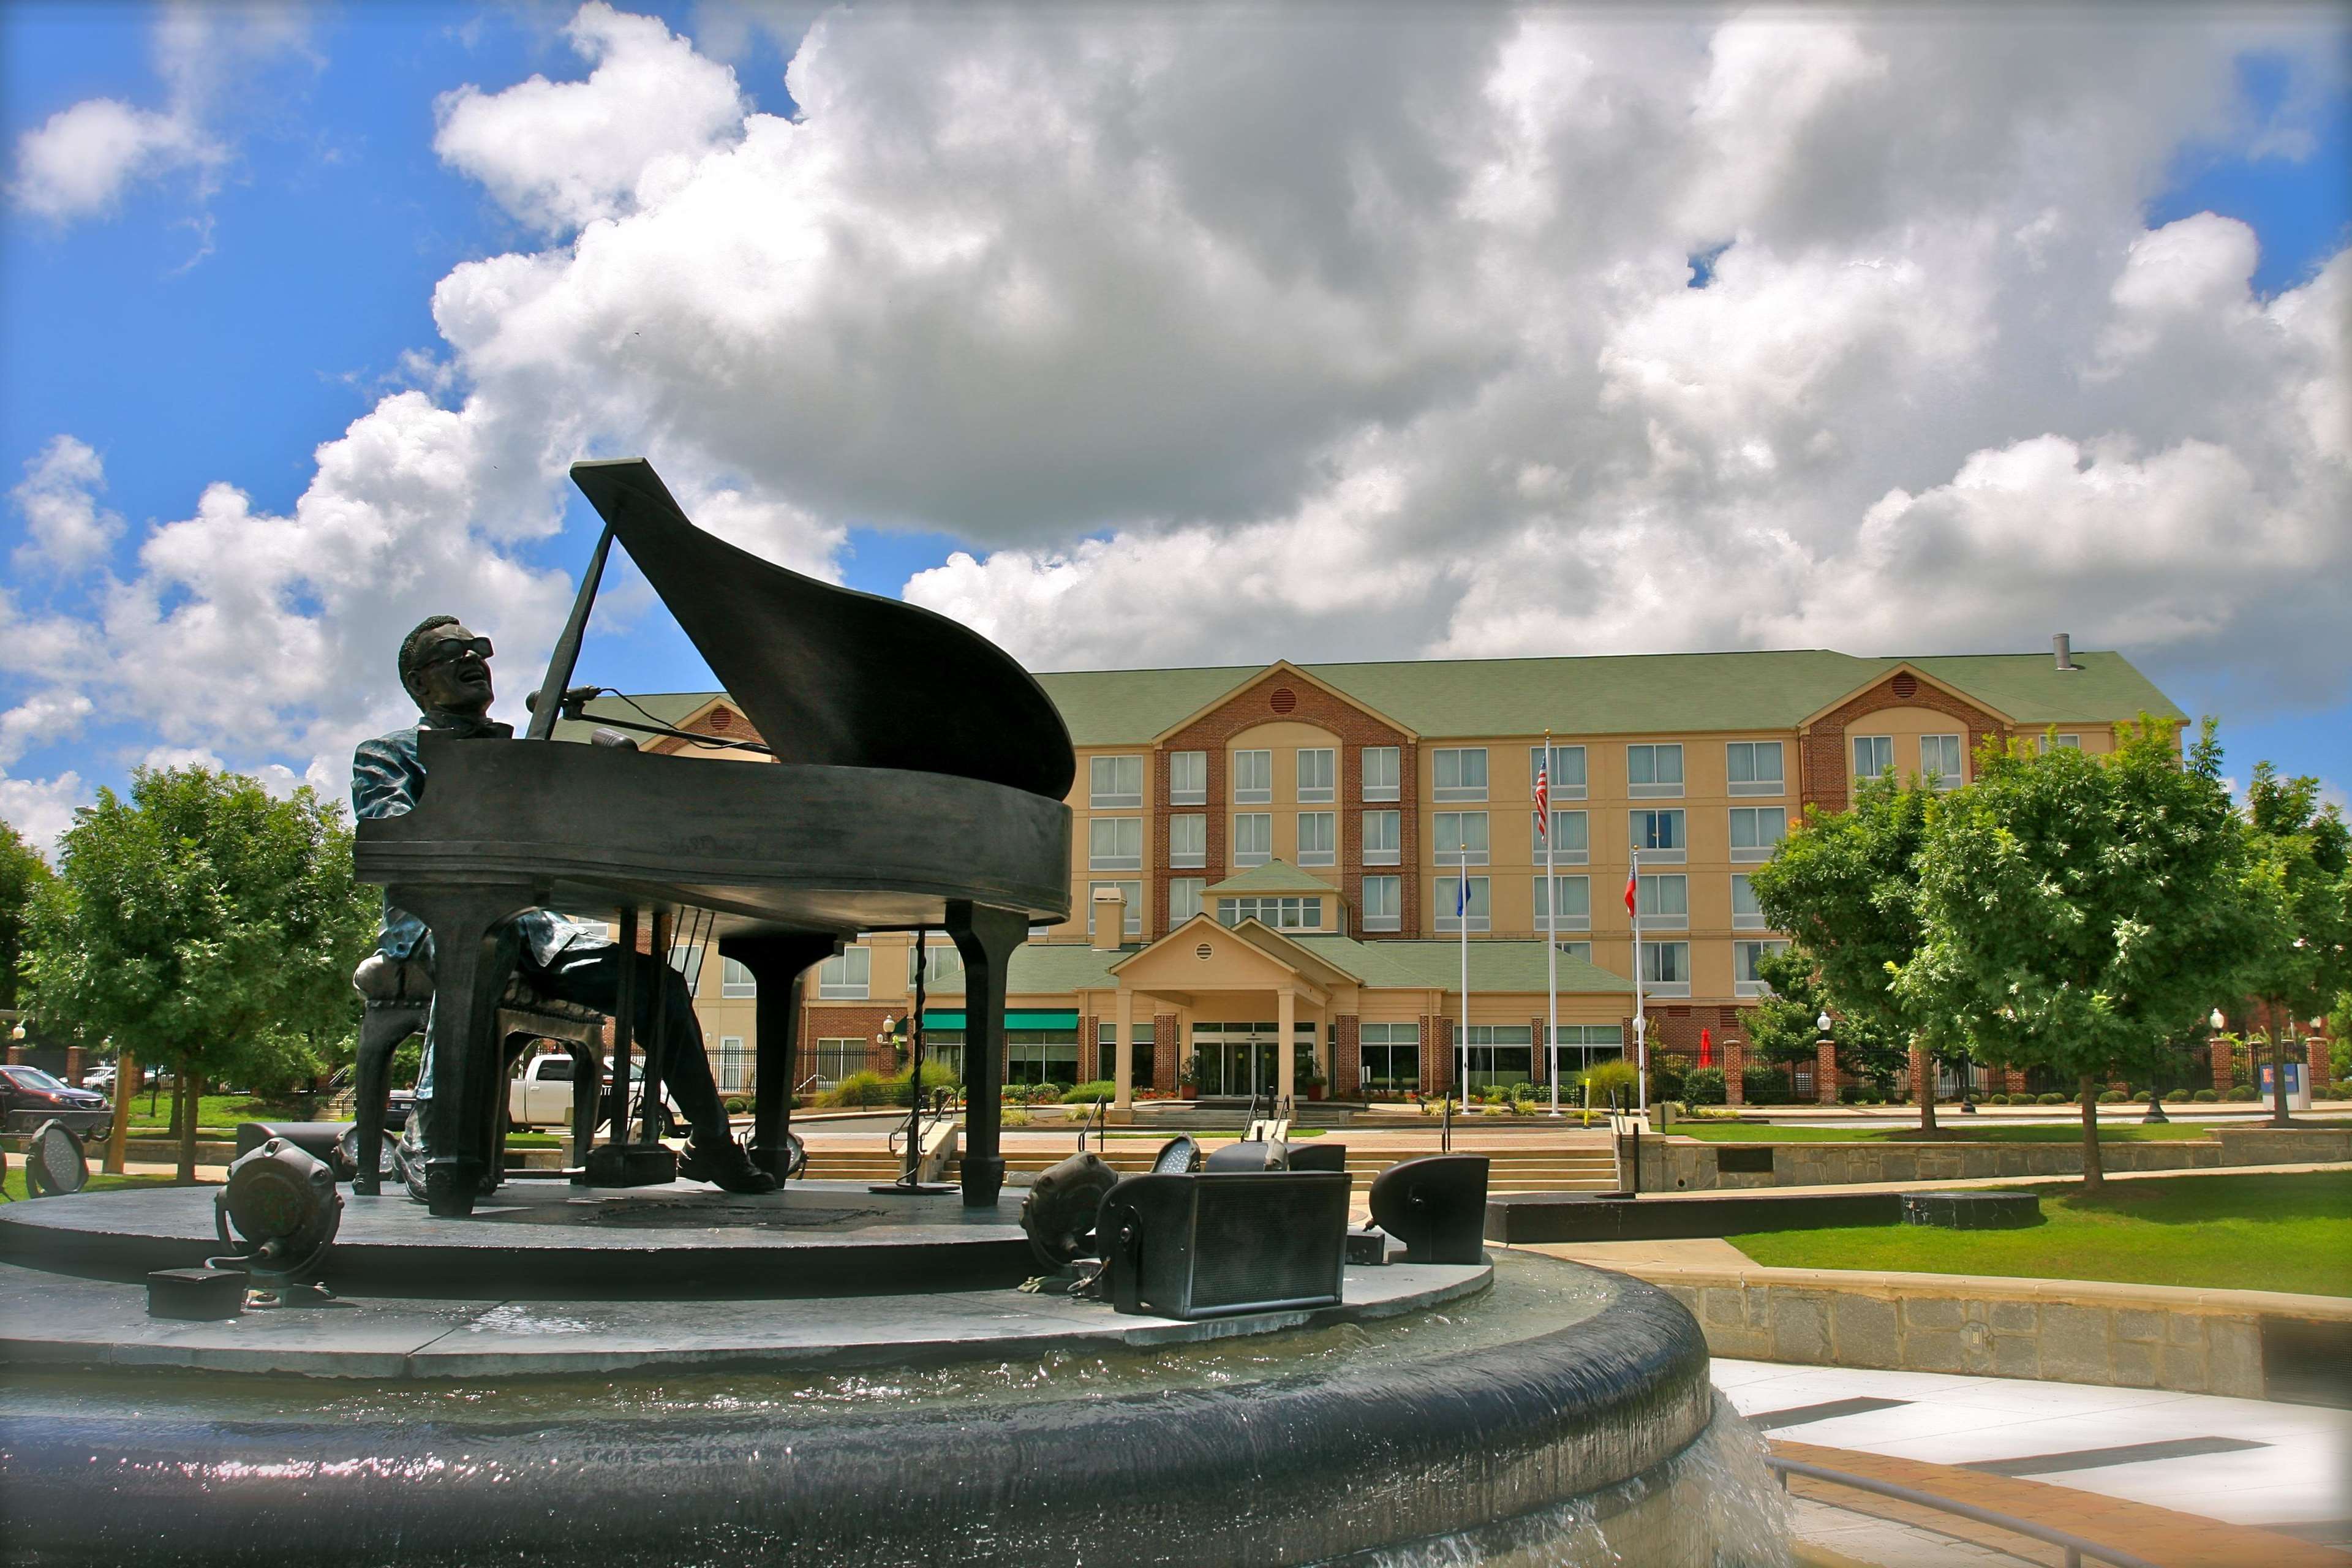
722,933,839,1183
947,901,1027,1209
391,883,535,1218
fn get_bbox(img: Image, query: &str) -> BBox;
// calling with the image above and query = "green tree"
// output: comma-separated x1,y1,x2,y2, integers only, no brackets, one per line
1747,771,1947,1127
1743,946,1908,1095
2237,762,2352,1126
21,767,375,1180
0,820,51,1012
1895,718,2267,1187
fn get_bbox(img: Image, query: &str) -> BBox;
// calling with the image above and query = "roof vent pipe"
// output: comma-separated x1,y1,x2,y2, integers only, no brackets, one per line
2052,633,2078,671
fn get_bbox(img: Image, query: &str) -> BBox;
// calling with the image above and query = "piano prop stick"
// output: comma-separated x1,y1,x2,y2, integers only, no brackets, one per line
353,458,1073,1216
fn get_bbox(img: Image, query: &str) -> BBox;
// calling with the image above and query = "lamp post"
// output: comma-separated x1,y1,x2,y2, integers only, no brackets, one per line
1815,1010,1833,1107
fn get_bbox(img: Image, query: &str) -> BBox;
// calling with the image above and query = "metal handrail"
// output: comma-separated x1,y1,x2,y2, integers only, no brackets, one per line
1766,1455,2163,1568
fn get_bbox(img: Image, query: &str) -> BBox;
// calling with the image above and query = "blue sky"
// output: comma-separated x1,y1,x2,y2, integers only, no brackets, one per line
2,4,2346,845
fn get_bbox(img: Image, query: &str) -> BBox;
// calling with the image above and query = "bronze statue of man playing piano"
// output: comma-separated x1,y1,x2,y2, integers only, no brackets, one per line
354,615,777,1197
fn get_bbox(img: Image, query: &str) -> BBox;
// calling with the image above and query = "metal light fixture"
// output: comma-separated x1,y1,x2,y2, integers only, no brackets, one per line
2210,1008,2226,1031
1816,1011,1833,1035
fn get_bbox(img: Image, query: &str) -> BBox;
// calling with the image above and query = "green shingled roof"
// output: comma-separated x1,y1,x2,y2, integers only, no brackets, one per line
929,943,1129,996
577,648,2180,750
1204,861,1341,896
1287,935,1635,994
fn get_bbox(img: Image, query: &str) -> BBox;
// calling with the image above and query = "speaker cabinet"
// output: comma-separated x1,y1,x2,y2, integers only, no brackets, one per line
1098,1170,1349,1320
1367,1155,1490,1264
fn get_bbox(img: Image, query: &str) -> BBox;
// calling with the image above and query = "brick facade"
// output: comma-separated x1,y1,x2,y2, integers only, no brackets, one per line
1797,671,2007,814
1155,668,1418,940
1333,1014,1362,1099
1154,1013,1180,1093
1420,1014,1456,1095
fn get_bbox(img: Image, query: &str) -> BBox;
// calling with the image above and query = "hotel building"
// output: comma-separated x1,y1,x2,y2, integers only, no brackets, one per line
564,640,2182,1105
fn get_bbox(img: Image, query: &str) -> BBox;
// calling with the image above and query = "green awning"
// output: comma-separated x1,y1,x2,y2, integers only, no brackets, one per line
921,1008,1079,1030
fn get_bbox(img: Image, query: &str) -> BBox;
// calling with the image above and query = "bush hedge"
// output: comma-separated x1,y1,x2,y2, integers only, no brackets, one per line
2225,1085,2260,1101
1061,1080,1117,1104
2192,1088,2220,1102
2035,1092,2067,1106
2097,1090,2127,1103
1681,1068,1727,1106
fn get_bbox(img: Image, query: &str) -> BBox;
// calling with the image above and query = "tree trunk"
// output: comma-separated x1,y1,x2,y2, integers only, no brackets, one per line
1918,1047,1938,1134
165,1066,183,1139
2270,998,2293,1128
2078,1072,2103,1190
176,1066,202,1185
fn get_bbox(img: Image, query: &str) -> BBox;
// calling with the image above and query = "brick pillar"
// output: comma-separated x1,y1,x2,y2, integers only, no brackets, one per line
1421,1015,1457,1097
1815,1040,1838,1104
1078,1012,1098,1085
5,1040,21,1065
1335,1015,1362,1099
1724,1035,1746,1106
1154,1014,1179,1093
64,1045,85,1085
1909,1044,1930,1106
2002,1065,2028,1096
2211,1040,2234,1091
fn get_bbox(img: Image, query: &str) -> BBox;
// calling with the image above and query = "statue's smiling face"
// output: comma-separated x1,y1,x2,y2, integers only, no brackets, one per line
409,622,495,717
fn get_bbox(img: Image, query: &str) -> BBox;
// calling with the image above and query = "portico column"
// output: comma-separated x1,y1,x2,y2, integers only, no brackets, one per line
1114,987,1135,1110
1278,987,1297,1106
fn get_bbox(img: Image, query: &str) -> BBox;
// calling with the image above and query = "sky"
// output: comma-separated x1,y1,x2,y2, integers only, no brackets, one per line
2,1,2346,853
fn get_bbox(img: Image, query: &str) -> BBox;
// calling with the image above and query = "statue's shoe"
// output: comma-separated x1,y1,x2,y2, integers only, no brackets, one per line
680,1139,779,1194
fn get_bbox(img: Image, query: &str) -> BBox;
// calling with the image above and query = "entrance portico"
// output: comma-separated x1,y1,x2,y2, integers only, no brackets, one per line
1096,916,1356,1110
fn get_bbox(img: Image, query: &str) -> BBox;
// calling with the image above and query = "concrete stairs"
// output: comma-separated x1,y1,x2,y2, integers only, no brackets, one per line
798,1144,1619,1196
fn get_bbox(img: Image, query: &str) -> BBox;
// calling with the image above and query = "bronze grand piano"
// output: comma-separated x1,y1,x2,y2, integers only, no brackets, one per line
352,459,1074,1216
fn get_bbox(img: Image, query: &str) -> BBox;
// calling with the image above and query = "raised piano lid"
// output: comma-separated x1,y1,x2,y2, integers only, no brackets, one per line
569,459,1076,803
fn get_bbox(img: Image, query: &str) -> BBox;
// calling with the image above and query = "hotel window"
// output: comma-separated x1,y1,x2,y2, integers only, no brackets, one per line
1547,1023,1623,1063
1089,815,1143,870
1433,747,1488,802
1359,1023,1420,1094
1360,875,1402,932
1640,942,1691,995
1297,811,1336,866
1530,744,1587,801
1218,895,1323,930
1233,749,1273,805
1362,745,1401,802
907,943,963,989
2037,733,2082,754
1435,875,1490,933
816,947,870,1000
810,1038,866,1085
1630,808,1686,863
1728,806,1787,863
1921,734,1964,789
1726,741,1784,796
1434,810,1489,867
1168,813,1207,869
1362,809,1401,865
667,943,709,992
1540,809,1589,864
1627,743,1683,798
1463,1025,1534,1094
1232,813,1272,866
1005,1028,1081,1087
1169,750,1208,805
1090,755,1143,809
1730,874,1768,931
1088,880,1143,938
717,1036,750,1093
721,957,758,998
1169,878,1206,924
1852,734,1893,780
1636,873,1688,928
1735,939,1791,998
1297,747,1335,803
1534,874,1591,930
1554,941,1594,963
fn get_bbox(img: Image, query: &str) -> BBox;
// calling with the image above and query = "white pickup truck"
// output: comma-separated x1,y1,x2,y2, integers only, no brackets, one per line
508,1054,692,1129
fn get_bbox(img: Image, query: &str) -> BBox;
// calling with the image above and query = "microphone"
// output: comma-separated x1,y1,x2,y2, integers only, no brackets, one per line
590,728,639,751
526,685,606,714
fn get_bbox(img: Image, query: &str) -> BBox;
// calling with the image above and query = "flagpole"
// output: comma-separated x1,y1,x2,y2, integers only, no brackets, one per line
1458,844,1471,1113
1543,733,1559,1117
1631,845,1647,1120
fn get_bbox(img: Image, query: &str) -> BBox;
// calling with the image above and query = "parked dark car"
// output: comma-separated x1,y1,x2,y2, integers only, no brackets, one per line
0,1065,113,1135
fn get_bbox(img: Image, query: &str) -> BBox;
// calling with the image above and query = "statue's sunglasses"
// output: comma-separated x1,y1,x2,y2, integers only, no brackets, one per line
417,636,494,668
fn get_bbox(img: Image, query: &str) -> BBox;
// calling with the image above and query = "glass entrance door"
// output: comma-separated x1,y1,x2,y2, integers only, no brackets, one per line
1194,1023,1286,1098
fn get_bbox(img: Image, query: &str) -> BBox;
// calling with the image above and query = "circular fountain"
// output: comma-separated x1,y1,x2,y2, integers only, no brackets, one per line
0,1181,1787,1566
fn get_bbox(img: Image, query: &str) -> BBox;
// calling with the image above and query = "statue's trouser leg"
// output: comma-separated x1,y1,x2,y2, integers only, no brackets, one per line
537,949,729,1148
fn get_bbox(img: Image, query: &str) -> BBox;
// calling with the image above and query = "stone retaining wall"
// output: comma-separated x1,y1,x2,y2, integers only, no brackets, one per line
1638,1126,2352,1190
1610,1261,2351,1400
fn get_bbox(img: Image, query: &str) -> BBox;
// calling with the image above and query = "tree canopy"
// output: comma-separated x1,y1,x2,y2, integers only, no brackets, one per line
0,820,50,1013
1893,718,2266,1183
2236,761,2352,1120
21,767,376,1178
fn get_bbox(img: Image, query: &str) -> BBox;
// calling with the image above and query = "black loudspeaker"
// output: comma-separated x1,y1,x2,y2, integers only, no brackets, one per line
1287,1142,1346,1174
237,1121,356,1177
1203,1139,1282,1172
1098,1171,1350,1320
1150,1135,1204,1174
1367,1155,1489,1264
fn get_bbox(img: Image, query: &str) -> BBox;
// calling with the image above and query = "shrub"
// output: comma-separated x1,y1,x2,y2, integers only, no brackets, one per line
1682,1068,1727,1106
1741,1068,1792,1106
2035,1092,2067,1106
2225,1085,2259,1101
816,1071,895,1108
1838,1083,1866,1105
722,1095,751,1115
1061,1080,1117,1104
2192,1088,2219,1102
1583,1059,1640,1106
1002,1107,1031,1127
1985,1093,2008,1106
2097,1090,2127,1104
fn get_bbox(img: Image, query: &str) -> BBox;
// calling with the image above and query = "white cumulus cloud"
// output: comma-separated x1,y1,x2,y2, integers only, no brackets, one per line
11,436,124,573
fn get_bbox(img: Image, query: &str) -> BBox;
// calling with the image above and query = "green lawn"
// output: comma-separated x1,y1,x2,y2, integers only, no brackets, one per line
124,1093,312,1134
1,1170,181,1202
1729,1172,2352,1297
1672,1121,2217,1144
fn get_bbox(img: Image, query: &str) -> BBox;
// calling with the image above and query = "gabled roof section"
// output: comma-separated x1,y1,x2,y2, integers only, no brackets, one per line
1145,658,1415,745
1223,919,1364,989
1795,660,2015,731
1204,860,1341,897
548,690,722,744
929,943,1133,995
1028,666,1267,748
1905,652,2183,726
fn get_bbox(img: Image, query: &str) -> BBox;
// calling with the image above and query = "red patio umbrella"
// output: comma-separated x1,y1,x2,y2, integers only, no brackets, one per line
1698,1027,1713,1069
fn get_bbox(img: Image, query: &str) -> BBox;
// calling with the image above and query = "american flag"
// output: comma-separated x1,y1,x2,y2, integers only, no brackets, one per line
1533,755,1549,840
